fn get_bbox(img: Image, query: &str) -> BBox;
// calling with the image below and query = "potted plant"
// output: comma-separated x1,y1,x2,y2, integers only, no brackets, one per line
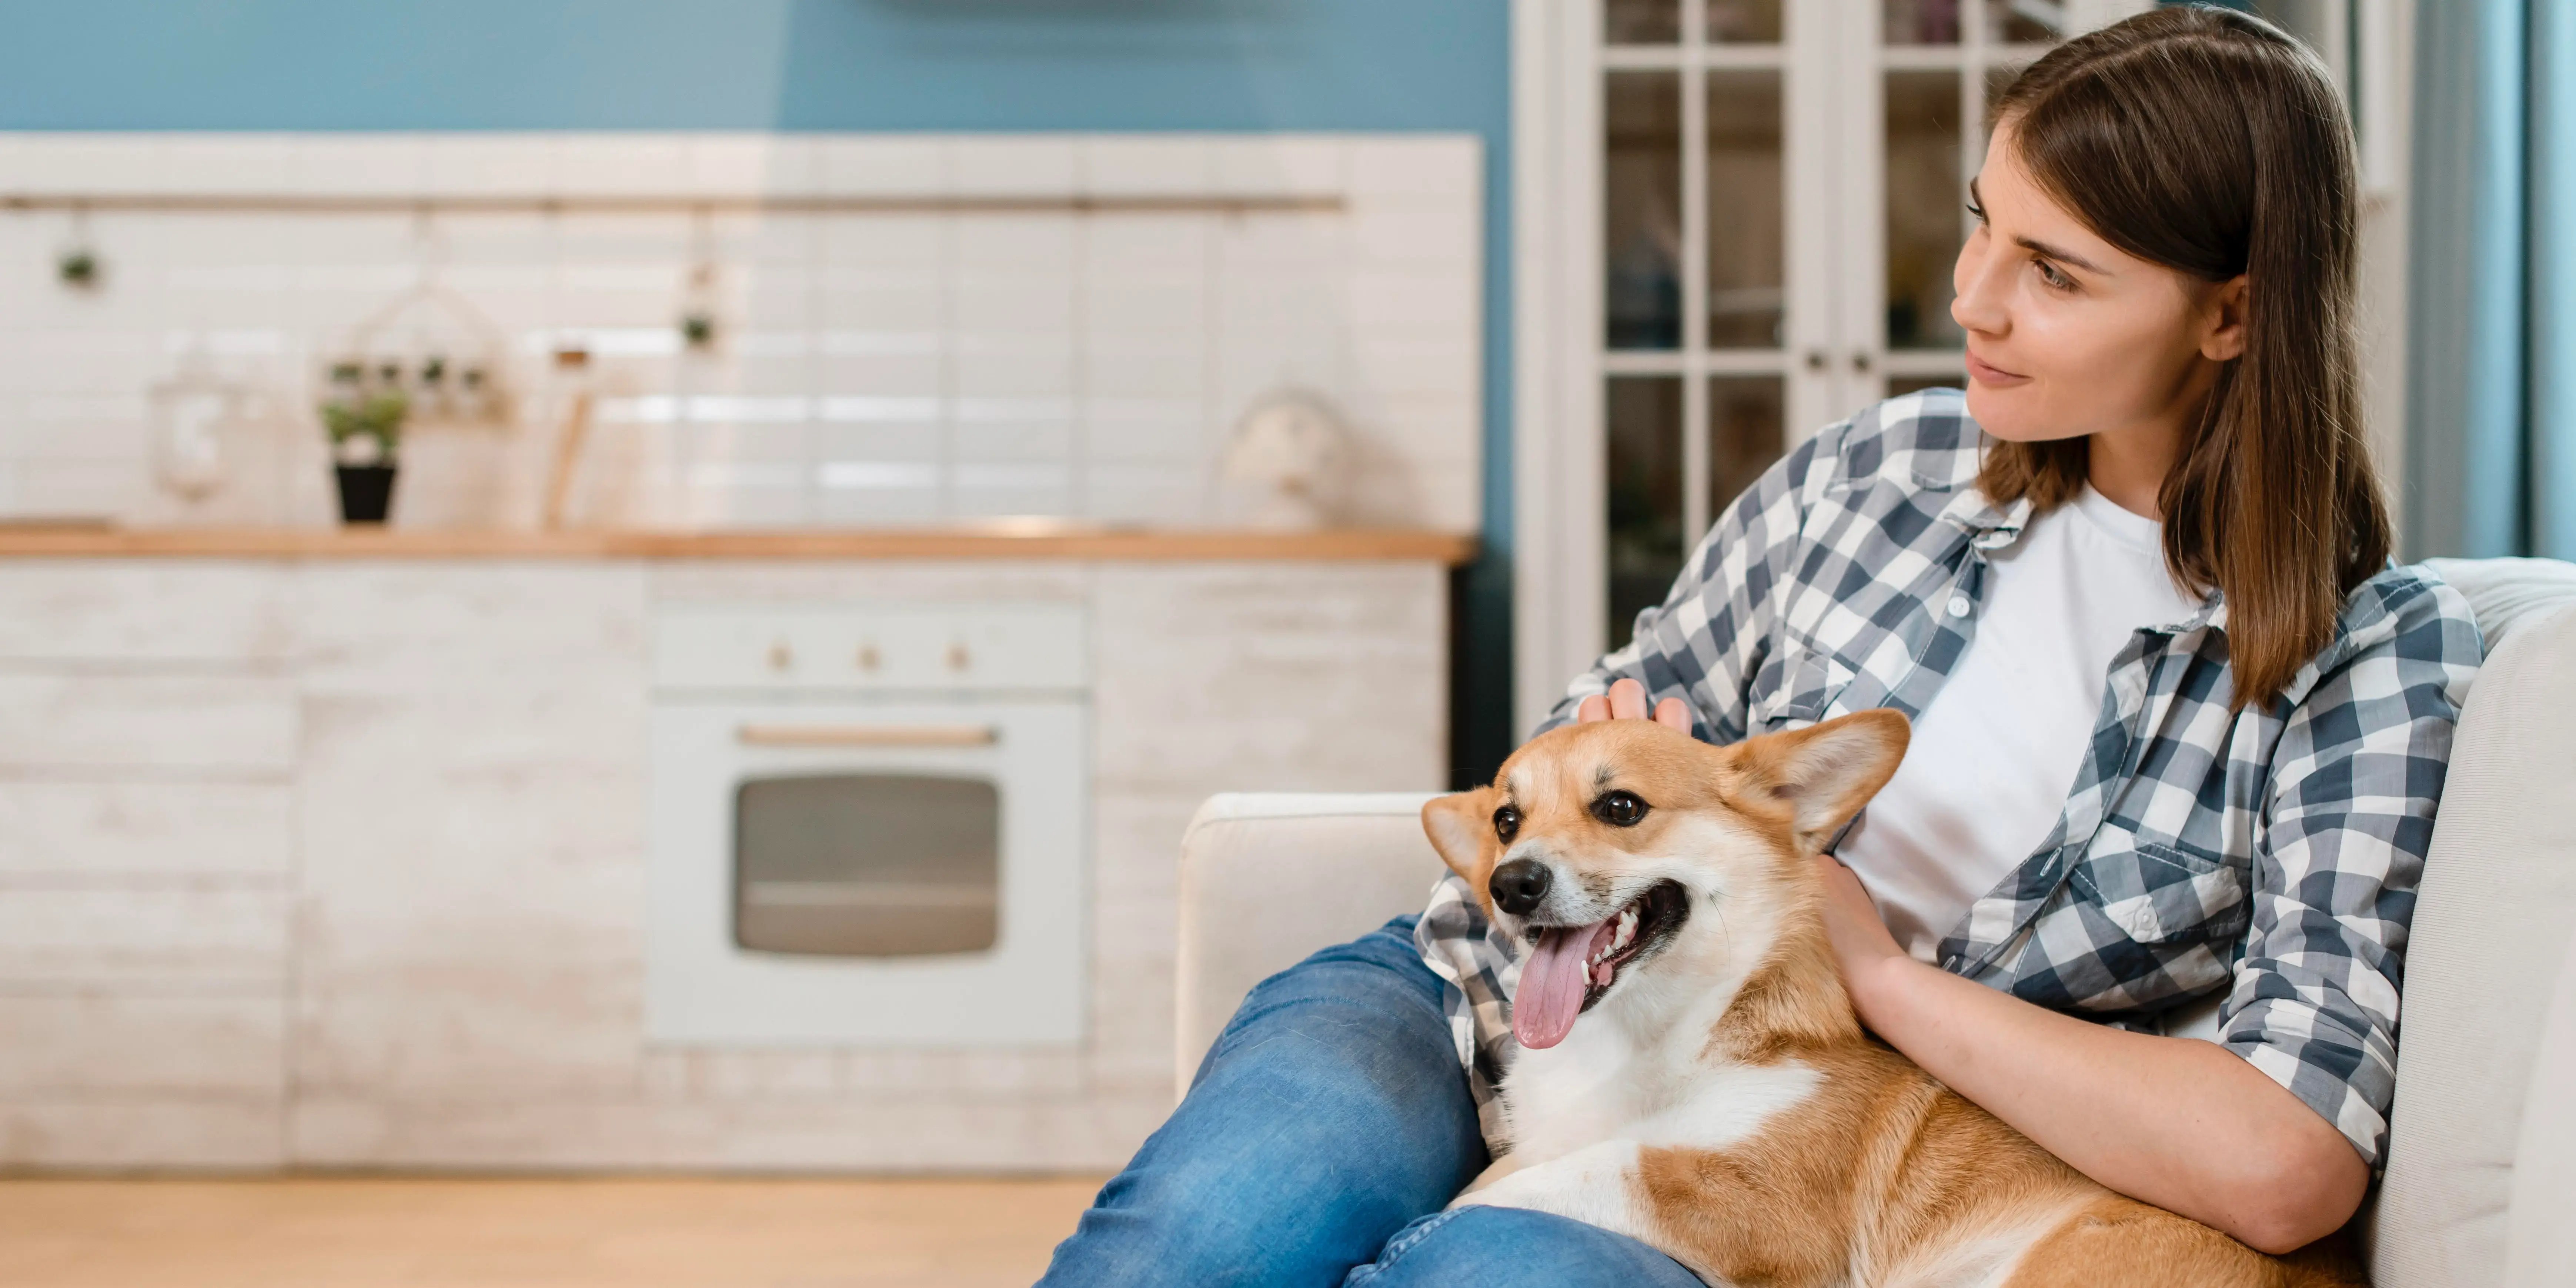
320,362,410,524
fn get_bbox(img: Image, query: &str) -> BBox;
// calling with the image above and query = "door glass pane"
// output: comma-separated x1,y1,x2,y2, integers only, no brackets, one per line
1885,0,1962,45
1708,376,1785,526
1707,72,1786,348
1607,73,1683,350
735,773,999,956
1604,0,1678,45
1886,71,1966,350
1888,372,1967,398
1987,0,2063,44
1707,0,1783,43
1983,62,2028,138
1607,377,1684,648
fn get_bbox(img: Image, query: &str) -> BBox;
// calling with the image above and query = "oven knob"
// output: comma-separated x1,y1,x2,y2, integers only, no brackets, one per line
946,640,971,671
767,639,794,672
856,643,881,672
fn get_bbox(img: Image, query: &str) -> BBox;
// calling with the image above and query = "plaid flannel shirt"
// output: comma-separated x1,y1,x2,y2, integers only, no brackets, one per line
1417,389,2483,1168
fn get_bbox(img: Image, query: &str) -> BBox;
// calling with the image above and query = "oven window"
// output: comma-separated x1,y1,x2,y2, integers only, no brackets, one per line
733,773,1000,956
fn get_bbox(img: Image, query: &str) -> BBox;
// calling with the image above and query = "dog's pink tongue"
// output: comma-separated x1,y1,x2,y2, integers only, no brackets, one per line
1511,919,1615,1050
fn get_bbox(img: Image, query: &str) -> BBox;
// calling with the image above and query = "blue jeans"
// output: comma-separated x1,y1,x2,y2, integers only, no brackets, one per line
1038,915,1704,1288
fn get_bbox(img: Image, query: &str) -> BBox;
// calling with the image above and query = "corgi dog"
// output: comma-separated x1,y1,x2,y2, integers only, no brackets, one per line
1418,712,2360,1288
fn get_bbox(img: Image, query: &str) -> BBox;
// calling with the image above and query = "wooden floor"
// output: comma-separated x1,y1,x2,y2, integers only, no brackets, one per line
0,1176,1104,1288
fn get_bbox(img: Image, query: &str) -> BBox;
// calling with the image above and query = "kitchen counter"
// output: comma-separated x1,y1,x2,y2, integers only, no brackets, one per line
0,525,1479,564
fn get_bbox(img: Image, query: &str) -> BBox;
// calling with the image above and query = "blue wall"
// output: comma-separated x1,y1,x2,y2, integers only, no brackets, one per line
0,0,1518,776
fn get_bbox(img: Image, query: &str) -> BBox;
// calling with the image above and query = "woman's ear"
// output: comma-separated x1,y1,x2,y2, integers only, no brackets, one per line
2201,274,2250,363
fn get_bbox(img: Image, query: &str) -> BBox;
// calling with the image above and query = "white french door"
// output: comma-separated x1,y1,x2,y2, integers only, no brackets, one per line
1515,0,2162,731
1597,0,2103,649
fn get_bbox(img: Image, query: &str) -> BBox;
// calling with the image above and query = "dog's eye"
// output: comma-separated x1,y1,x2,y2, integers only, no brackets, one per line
1492,804,1521,843
1591,790,1648,827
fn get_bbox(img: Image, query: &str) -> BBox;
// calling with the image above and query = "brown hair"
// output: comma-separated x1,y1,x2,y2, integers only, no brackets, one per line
1980,5,2392,711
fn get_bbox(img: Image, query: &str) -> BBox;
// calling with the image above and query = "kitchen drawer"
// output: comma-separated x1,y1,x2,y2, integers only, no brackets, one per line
0,996,284,1096
653,603,1089,692
0,782,293,876
0,885,291,990
0,562,290,664
0,675,297,773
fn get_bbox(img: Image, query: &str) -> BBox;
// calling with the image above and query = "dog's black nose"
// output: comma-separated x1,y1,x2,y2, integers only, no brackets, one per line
1489,859,1552,916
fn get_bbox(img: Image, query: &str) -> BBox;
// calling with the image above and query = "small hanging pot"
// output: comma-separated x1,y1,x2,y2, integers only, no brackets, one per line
334,463,398,524
321,362,408,525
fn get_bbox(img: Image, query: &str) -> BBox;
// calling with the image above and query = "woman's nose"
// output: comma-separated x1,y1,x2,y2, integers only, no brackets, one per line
1951,235,2008,337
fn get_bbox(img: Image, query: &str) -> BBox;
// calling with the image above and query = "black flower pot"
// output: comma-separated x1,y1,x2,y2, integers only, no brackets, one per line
335,464,397,525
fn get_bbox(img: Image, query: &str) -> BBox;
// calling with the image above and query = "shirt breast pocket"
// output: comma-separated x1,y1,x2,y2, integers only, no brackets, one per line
1746,651,1857,730
2069,832,2252,948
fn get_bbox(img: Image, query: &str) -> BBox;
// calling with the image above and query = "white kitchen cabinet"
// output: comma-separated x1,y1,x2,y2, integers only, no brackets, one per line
0,564,297,1168
0,552,1449,1171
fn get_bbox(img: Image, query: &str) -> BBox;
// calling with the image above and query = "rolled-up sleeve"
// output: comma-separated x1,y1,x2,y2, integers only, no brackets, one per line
2221,573,2483,1168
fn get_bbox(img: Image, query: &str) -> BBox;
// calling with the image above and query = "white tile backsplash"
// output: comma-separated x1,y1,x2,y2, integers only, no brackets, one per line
1081,137,1217,196
946,137,1083,197
1214,134,1348,198
815,138,944,197
0,132,1480,531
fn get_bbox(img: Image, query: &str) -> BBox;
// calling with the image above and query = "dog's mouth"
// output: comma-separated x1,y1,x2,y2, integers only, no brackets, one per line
1509,879,1689,1051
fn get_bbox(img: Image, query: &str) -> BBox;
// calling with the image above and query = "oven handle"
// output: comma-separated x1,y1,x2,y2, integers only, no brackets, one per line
735,723,1000,748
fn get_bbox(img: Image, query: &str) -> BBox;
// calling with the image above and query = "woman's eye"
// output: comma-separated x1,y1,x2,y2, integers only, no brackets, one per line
1590,790,1649,827
1965,199,1987,223
2034,259,2074,290
1492,805,1521,843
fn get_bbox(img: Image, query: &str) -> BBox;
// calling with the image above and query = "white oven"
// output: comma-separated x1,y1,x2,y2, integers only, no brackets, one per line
646,603,1089,1047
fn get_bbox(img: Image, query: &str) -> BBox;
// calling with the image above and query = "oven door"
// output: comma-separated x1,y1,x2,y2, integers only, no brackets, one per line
646,696,1087,1046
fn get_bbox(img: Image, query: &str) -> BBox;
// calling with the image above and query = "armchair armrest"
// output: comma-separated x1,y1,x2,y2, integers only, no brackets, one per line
1174,792,1451,1095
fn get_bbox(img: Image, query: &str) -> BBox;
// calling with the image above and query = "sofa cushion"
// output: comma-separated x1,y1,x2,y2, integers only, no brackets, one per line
2504,929,2576,1285
2368,591,2576,1287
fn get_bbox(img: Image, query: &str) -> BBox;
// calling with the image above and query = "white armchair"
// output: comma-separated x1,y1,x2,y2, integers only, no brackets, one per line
1173,557,2576,1288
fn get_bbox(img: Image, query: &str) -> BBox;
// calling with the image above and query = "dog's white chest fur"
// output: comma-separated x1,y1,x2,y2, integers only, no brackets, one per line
1499,1021,1821,1170
1457,1022,1822,1261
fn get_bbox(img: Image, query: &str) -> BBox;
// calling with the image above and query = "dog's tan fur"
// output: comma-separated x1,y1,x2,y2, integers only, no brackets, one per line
1421,714,2361,1287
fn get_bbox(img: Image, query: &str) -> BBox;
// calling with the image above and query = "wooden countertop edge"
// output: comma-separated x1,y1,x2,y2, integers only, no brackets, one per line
0,526,1482,565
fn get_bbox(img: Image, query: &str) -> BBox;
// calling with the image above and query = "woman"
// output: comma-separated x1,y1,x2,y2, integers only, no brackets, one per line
1042,9,2482,1285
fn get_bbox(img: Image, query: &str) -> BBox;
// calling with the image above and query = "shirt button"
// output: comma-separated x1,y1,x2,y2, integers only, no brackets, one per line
1947,595,1971,618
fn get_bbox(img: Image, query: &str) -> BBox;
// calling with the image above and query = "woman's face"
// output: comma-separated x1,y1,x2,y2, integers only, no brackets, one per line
1950,120,2245,448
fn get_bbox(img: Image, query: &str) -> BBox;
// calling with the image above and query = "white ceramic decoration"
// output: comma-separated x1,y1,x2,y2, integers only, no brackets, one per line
1215,389,1355,530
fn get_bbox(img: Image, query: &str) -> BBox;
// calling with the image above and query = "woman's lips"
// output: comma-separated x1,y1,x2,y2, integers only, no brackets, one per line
1966,349,2031,387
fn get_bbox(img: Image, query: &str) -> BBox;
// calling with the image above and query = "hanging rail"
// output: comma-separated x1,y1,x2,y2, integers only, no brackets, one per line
0,192,1343,215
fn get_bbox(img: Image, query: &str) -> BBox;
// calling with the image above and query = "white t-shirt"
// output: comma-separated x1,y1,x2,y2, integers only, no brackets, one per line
1834,482,2204,964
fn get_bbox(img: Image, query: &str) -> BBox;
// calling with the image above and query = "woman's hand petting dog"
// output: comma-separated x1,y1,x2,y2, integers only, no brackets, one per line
1574,676,1693,731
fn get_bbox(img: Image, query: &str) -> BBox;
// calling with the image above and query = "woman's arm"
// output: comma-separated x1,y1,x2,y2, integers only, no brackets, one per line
1802,572,2477,1253
1810,855,2364,1254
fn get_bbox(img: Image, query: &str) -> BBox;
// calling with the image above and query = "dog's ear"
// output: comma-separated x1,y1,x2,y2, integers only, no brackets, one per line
1422,787,1502,898
1731,709,1910,853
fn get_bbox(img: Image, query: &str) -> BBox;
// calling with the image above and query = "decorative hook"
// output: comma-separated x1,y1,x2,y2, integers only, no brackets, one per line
56,204,102,290
679,203,719,352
